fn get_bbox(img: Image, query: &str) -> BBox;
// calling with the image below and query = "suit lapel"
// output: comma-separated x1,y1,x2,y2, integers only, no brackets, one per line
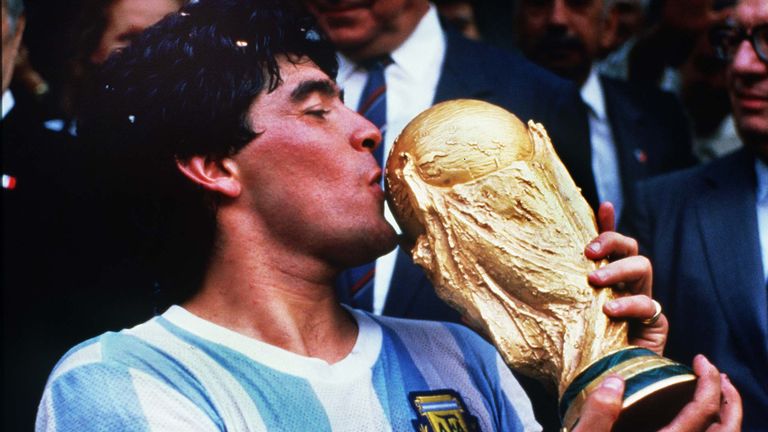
600,77,651,199
696,150,768,376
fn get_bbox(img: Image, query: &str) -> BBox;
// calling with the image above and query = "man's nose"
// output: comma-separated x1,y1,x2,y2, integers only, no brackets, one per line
551,0,570,27
352,113,383,155
730,37,766,75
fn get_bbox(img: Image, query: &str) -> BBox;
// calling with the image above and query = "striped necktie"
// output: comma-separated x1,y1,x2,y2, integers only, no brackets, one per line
348,57,391,311
357,57,391,168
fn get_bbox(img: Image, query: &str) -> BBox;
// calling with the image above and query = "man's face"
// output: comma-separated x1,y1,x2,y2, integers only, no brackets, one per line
232,58,397,266
303,0,425,59
516,0,607,84
1,4,24,93
727,0,768,157
90,0,180,64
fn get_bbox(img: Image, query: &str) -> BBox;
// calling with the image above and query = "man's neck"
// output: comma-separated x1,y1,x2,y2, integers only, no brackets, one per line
183,217,358,364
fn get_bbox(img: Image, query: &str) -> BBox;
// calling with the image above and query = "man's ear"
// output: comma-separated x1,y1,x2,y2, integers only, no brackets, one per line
175,156,241,198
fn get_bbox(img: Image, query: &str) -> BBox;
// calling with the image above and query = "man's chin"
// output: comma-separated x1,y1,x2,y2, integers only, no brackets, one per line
533,49,589,83
738,123,768,161
334,226,398,267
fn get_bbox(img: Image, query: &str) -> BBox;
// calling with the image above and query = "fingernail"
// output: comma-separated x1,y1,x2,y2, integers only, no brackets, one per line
587,242,601,253
605,301,619,313
591,268,606,280
601,376,624,394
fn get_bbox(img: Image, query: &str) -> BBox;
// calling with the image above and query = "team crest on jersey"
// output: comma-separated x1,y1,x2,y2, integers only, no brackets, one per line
409,390,480,432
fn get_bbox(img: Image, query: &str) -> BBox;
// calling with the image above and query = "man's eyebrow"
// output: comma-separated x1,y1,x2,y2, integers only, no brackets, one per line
290,79,339,102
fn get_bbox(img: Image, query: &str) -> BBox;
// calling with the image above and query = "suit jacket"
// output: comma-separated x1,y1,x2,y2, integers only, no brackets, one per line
600,76,696,225
626,148,768,431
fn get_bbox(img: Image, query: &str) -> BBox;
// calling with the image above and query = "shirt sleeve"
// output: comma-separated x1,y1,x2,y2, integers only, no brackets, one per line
36,360,219,432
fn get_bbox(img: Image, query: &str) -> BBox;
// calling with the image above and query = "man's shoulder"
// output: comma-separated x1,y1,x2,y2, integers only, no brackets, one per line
639,149,749,196
598,75,685,118
630,149,751,227
441,30,577,94
46,318,160,382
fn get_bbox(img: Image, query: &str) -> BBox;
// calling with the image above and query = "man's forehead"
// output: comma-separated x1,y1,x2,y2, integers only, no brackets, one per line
736,0,768,25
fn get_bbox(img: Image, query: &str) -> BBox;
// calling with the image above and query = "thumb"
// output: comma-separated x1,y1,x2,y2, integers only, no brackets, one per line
573,376,625,432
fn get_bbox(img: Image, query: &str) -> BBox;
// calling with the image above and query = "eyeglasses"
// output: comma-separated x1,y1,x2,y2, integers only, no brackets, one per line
709,23,768,64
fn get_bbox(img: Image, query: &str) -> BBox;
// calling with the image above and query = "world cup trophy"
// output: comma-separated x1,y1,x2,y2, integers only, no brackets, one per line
385,99,697,431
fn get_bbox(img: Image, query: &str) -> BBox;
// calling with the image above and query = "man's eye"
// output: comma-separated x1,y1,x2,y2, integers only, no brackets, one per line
307,109,330,118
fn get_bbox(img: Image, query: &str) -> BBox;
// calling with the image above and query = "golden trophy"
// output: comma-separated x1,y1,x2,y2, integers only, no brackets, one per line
385,99,697,431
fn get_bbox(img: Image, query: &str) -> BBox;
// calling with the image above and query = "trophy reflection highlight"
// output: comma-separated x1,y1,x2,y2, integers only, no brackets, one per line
385,99,696,431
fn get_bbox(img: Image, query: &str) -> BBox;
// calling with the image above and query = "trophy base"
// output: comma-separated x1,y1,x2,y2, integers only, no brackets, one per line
560,347,697,431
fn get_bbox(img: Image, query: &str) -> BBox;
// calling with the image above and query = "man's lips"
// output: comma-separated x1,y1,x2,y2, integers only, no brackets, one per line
369,169,383,186
734,91,768,110
312,1,369,13
369,169,385,198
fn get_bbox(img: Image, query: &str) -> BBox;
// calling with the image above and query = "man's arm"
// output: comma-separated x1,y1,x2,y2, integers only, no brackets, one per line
36,358,220,431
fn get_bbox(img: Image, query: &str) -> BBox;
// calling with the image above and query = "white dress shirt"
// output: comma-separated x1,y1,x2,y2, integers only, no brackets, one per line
755,158,768,284
336,5,447,314
581,67,623,223
2,90,14,120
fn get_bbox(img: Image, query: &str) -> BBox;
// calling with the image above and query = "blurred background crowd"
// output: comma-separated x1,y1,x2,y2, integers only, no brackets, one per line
4,0,764,431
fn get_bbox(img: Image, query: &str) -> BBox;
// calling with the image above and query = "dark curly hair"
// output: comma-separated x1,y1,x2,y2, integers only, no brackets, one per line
78,0,338,306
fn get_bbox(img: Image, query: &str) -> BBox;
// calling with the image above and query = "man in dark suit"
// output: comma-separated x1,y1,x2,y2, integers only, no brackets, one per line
515,0,697,227
625,0,768,429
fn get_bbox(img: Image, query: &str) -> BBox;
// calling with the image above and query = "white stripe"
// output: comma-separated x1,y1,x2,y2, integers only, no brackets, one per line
34,389,57,432
308,375,391,432
2,175,11,188
309,310,391,431
129,368,219,432
127,320,267,432
50,342,102,382
495,355,542,432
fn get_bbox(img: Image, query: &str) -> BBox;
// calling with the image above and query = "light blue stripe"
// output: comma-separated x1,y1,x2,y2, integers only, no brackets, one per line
50,361,149,432
369,315,430,429
157,316,332,431
98,331,224,429
446,324,525,432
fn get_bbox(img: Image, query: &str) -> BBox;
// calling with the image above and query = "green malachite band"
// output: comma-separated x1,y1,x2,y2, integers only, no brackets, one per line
623,364,695,401
559,347,656,419
558,347,694,423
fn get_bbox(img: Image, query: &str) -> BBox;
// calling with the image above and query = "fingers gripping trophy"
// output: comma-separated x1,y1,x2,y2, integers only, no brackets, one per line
385,99,696,431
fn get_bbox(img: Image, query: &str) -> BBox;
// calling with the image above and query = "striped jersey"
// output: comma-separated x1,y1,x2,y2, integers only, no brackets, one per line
36,306,541,431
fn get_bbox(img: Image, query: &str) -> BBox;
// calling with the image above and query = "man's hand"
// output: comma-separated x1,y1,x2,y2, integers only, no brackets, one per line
573,355,743,432
584,203,666,355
